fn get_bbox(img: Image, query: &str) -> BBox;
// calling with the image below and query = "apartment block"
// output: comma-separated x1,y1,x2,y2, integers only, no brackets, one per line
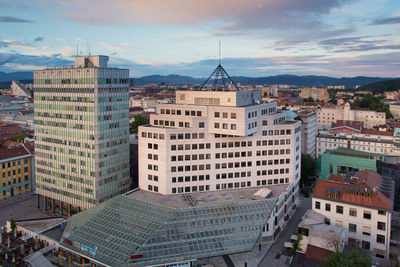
0,141,34,200
318,102,386,129
34,55,130,213
298,111,317,158
299,87,329,102
312,170,392,259
316,120,400,158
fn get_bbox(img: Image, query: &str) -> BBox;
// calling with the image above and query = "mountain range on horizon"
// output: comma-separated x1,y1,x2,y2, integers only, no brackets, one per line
0,71,395,88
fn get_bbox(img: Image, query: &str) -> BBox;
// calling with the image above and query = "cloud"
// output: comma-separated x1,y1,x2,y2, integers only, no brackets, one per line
0,52,73,72
33,37,44,42
0,16,34,23
371,16,400,25
318,36,400,53
51,0,352,32
0,40,32,48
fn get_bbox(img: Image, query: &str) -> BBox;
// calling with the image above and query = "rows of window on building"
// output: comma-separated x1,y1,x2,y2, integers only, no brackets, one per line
3,63,400,266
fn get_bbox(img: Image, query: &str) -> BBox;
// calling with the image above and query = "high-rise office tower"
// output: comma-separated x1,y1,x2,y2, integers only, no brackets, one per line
34,56,130,213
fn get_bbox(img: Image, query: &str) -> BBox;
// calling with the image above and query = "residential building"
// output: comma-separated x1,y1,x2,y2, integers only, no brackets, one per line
312,170,392,259
382,162,400,210
317,102,386,129
11,80,31,98
298,110,317,158
129,133,139,189
0,141,34,200
319,147,383,180
299,87,329,102
390,103,400,118
293,210,346,265
316,120,400,158
138,89,302,195
33,55,131,214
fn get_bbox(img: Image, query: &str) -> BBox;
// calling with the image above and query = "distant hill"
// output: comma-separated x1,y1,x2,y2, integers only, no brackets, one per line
132,74,392,87
0,71,32,82
0,71,394,87
356,79,400,94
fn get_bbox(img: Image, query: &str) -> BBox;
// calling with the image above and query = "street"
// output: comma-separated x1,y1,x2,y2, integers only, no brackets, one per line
258,196,312,267
0,192,53,228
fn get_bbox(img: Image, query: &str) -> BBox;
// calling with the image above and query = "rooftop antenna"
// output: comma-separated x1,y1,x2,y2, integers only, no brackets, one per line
218,41,221,65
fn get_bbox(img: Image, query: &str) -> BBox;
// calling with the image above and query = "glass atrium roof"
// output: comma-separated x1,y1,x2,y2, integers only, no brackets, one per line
60,194,277,266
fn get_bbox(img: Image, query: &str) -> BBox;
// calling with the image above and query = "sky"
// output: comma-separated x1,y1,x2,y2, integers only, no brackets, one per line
0,0,399,77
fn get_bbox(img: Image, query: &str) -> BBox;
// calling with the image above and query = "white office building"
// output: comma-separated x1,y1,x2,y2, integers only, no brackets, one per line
138,89,302,195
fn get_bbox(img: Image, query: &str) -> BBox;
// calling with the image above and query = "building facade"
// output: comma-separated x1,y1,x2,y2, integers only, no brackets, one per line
316,122,400,158
317,102,386,129
298,111,317,158
11,80,31,98
299,87,329,102
313,171,392,259
0,143,34,200
138,90,302,195
33,55,130,213
319,148,382,180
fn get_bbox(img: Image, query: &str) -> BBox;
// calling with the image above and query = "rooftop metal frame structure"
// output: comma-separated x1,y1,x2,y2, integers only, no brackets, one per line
60,195,277,266
200,64,241,91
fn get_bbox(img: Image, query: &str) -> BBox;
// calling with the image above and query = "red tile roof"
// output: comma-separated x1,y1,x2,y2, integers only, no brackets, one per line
305,245,333,262
329,174,344,181
314,170,391,210
361,129,393,136
332,120,363,131
0,146,32,161
0,124,21,134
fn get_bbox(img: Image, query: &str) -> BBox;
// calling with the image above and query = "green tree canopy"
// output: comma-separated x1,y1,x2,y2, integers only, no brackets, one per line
301,154,317,188
11,134,27,142
351,95,393,118
130,114,149,134
322,250,371,267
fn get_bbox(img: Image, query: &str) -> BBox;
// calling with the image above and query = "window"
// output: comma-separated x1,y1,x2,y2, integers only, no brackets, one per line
363,211,371,220
349,208,357,217
336,205,343,214
214,123,219,129
362,226,371,236
349,223,357,233
315,201,320,209
231,113,236,119
377,221,386,231
231,124,236,130
378,210,386,215
325,203,331,211
199,122,205,128
376,234,385,244
214,112,220,118
362,241,370,250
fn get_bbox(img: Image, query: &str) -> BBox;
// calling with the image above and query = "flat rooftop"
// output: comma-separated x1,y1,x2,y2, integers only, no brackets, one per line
127,184,288,208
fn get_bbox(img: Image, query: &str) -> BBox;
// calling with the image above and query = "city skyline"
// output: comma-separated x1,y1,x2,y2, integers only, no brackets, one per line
0,0,399,77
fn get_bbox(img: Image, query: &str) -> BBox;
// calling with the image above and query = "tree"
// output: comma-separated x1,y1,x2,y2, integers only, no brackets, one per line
300,154,317,188
10,218,16,232
322,250,371,267
11,134,27,142
130,114,149,134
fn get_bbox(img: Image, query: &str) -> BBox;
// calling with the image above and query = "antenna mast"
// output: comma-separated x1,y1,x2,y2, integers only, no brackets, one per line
218,41,221,65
